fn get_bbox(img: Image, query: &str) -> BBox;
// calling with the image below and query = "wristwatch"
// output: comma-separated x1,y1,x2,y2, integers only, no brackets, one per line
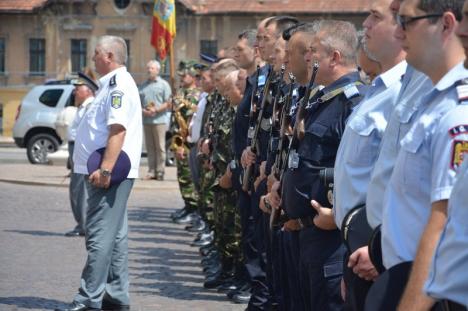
100,168,112,177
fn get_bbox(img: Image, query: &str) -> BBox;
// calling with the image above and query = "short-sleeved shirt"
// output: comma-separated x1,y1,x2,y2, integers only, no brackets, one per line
68,96,94,142
188,92,208,143
425,156,468,306
381,62,468,269
139,77,172,125
366,67,433,228
74,66,143,178
333,61,407,226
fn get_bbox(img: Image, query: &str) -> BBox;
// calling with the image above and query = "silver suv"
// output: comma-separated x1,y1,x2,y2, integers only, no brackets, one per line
13,80,74,164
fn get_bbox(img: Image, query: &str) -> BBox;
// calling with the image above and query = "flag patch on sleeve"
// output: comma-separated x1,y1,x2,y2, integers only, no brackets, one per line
451,140,468,170
110,91,124,109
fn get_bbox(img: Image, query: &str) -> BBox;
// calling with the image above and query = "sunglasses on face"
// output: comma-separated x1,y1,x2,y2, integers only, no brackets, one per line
396,13,443,31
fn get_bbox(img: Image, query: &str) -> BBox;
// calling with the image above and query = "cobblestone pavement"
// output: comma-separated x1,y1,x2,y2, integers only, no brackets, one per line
0,181,245,311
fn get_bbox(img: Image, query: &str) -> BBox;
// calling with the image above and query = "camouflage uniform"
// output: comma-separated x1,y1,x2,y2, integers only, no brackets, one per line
173,86,200,213
197,91,219,229
210,96,242,270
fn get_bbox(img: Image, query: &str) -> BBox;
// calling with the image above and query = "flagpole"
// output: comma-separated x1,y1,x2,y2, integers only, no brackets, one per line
169,41,176,93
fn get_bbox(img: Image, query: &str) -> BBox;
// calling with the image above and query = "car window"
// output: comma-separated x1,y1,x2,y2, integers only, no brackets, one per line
65,92,75,107
39,89,64,107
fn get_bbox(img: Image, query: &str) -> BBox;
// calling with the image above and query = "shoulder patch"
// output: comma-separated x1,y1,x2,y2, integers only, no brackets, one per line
110,90,124,109
344,84,360,99
449,124,468,137
456,82,468,103
109,75,117,87
451,140,468,170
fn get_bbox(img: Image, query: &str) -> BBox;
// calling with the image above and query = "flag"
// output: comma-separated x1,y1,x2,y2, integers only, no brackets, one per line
150,0,176,60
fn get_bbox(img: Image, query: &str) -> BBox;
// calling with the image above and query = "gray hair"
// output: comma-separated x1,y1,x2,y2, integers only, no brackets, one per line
357,29,378,62
147,59,161,70
307,20,359,67
238,29,257,48
96,35,128,65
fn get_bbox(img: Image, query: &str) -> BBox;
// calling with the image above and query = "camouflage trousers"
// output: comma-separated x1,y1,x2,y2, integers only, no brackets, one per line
198,167,215,229
176,155,199,213
213,189,242,266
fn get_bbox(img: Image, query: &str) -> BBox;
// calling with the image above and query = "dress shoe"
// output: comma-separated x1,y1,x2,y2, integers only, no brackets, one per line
227,282,251,299
142,174,155,180
185,220,206,233
64,229,85,237
216,278,238,293
174,213,198,224
170,207,188,220
203,264,222,277
54,302,98,311
232,290,252,304
200,245,217,257
191,235,213,247
203,273,226,289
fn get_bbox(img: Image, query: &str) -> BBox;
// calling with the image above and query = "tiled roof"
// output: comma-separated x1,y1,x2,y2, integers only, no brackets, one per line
0,0,49,13
178,0,370,14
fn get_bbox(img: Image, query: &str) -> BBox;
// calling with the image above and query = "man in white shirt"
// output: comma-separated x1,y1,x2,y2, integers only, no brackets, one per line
56,35,142,311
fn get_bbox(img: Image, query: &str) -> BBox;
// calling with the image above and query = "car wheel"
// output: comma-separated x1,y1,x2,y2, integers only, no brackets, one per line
26,133,59,164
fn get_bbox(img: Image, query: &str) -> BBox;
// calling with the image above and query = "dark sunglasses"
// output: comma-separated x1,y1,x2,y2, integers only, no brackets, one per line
396,13,443,30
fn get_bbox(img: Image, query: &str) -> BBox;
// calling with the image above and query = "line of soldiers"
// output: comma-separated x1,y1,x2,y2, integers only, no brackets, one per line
169,0,468,310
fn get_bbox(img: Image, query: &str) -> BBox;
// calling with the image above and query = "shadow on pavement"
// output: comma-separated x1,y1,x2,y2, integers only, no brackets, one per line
127,206,230,302
0,296,67,310
4,229,65,237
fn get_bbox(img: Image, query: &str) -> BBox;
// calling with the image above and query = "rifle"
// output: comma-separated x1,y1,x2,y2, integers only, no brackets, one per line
270,61,319,229
241,68,275,192
269,65,286,156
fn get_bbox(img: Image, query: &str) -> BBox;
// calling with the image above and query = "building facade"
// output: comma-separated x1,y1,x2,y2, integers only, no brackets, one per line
0,0,367,136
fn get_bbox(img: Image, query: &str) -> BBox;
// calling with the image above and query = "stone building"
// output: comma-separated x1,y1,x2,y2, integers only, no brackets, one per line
0,0,368,136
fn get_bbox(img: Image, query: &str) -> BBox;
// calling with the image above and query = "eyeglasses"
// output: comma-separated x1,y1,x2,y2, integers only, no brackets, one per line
396,13,443,30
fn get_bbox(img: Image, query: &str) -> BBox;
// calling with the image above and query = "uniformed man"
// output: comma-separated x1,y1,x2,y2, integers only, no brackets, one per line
171,61,201,225
63,71,98,237
369,0,467,310
424,3,468,307
56,35,142,311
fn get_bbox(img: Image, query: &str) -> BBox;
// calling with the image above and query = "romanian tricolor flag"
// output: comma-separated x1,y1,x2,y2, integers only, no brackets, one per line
150,0,176,60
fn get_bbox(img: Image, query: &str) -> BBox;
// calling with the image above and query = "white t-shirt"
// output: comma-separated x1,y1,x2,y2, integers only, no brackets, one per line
55,106,77,141
74,67,143,178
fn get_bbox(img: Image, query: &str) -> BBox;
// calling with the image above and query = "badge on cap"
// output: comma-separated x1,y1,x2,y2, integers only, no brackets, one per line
110,90,123,109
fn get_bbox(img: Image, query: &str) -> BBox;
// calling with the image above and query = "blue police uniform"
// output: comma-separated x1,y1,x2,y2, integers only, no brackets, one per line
366,66,432,228
282,71,367,310
381,62,468,269
425,157,468,307
333,61,407,227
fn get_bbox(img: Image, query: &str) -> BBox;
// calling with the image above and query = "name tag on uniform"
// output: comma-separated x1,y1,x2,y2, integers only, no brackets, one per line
288,150,299,169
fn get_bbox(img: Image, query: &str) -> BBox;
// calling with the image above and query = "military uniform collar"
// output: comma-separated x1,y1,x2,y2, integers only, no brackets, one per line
374,60,407,89
98,66,127,87
434,61,468,92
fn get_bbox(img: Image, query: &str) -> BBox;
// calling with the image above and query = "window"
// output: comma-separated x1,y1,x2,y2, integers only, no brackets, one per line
39,89,64,107
125,39,131,70
0,38,5,74
114,0,130,10
71,39,87,73
29,38,45,76
200,40,218,56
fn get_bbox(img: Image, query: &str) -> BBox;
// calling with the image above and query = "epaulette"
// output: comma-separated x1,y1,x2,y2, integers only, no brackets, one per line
109,75,117,87
456,78,468,103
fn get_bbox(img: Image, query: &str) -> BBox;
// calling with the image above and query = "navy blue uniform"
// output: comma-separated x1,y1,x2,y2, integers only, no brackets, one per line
282,72,367,310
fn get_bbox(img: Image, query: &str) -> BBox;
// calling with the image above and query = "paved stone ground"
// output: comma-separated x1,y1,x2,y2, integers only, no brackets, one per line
0,181,245,311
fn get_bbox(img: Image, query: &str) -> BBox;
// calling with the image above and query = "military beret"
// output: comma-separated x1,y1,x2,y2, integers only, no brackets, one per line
72,71,99,92
177,60,200,76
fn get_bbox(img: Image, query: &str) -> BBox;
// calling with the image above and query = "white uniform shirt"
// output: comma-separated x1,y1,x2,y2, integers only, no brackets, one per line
67,96,94,142
333,61,407,226
74,67,143,178
366,67,432,228
187,91,208,143
381,62,468,269
425,157,468,307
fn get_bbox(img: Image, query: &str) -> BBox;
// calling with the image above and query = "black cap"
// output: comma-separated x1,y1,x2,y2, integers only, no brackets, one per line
72,71,99,92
